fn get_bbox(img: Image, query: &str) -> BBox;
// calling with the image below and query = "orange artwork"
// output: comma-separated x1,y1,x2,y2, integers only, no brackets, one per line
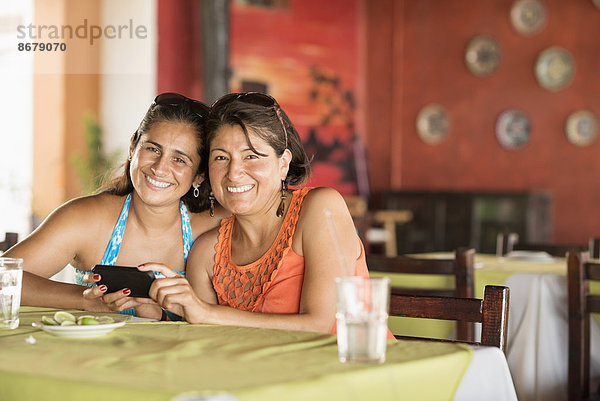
230,0,364,195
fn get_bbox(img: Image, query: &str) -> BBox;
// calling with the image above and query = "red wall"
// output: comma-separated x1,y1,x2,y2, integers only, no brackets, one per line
366,0,600,244
156,0,600,244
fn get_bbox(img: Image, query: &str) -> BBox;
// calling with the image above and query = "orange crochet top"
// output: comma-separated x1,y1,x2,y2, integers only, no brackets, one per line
212,187,370,314
212,187,395,339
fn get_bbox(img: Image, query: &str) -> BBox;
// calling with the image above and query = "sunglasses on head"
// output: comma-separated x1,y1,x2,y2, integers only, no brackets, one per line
152,92,209,118
211,92,289,149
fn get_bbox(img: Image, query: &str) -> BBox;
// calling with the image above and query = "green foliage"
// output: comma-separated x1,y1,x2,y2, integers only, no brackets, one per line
70,111,121,194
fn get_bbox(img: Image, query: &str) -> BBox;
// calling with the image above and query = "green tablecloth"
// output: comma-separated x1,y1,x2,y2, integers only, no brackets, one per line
0,307,473,401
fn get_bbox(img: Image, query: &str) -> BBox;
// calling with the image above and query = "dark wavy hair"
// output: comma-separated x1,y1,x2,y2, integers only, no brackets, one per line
98,99,211,213
203,98,311,187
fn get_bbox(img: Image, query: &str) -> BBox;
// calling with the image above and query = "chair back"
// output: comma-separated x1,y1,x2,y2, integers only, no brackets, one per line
589,237,600,259
389,285,510,353
497,232,588,257
367,248,475,341
0,232,18,253
567,251,600,400
496,232,519,256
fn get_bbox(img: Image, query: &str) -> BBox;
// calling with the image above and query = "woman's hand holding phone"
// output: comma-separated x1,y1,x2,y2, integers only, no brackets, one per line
82,265,158,315
137,263,200,320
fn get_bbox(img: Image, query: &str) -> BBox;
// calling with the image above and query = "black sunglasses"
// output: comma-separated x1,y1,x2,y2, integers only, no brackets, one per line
152,92,209,118
211,92,289,149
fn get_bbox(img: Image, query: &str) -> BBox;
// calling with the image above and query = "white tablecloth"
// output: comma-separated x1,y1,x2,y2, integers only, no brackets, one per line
455,346,518,401
504,273,600,401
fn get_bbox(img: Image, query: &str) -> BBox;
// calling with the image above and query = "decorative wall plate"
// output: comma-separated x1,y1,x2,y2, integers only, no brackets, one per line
510,0,547,36
565,110,599,147
416,103,450,145
535,47,575,91
496,109,531,150
464,35,502,77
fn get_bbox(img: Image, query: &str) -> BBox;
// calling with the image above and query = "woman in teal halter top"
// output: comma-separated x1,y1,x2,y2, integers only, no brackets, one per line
74,192,192,318
6,93,225,319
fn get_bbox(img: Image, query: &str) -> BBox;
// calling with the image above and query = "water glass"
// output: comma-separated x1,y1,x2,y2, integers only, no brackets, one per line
0,258,23,329
335,276,390,363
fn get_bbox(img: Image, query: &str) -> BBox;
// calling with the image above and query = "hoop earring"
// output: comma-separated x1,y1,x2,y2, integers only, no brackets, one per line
276,180,287,217
209,191,215,217
193,185,200,198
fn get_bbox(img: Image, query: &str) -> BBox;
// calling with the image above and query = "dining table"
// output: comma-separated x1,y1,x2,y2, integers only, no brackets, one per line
371,252,600,401
0,307,517,401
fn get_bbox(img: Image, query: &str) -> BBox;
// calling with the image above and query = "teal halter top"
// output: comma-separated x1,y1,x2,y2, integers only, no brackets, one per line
74,193,193,318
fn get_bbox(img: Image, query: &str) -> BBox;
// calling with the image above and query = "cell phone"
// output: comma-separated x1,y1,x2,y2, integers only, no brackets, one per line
92,265,155,298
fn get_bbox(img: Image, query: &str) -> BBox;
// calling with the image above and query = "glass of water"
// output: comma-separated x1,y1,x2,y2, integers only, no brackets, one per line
335,276,390,363
0,257,23,329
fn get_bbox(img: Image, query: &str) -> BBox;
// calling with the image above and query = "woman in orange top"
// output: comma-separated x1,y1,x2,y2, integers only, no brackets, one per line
142,93,374,334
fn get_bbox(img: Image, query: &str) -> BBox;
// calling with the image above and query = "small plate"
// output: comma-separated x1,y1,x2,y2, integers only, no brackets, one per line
416,103,450,145
32,320,126,338
535,47,575,91
496,109,531,150
465,35,502,77
565,110,599,147
510,0,547,36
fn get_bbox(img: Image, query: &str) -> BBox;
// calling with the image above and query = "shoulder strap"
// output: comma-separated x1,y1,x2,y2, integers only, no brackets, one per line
180,200,193,268
100,193,132,265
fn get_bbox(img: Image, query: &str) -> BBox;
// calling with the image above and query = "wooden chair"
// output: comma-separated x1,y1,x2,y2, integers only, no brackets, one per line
390,285,510,353
0,232,18,253
567,251,600,400
589,238,600,259
496,232,588,257
367,247,475,341
344,195,413,256
496,232,519,256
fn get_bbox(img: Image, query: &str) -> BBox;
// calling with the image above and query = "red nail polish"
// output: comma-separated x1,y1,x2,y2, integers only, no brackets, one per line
138,264,145,268
93,274,100,281
99,285,107,292
123,288,131,295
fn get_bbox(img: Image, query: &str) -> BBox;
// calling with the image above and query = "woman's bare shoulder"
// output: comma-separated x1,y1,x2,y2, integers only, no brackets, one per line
294,187,354,240
193,226,221,252
44,192,125,225
189,206,230,239
188,225,221,274
300,187,348,216
9,193,128,272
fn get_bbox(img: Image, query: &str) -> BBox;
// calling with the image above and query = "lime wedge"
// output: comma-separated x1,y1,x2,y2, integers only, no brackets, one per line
97,316,115,324
79,316,100,325
53,311,76,324
60,320,76,326
76,315,95,324
41,316,58,326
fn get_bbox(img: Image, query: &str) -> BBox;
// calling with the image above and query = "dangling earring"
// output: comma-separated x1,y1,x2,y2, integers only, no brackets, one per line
209,191,215,217
193,184,200,198
276,180,287,217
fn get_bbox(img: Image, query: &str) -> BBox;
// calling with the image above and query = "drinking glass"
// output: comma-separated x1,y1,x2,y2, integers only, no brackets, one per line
0,257,23,329
335,276,390,363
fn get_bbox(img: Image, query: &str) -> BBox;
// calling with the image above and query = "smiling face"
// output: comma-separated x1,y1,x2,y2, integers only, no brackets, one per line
208,124,291,217
129,120,202,207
